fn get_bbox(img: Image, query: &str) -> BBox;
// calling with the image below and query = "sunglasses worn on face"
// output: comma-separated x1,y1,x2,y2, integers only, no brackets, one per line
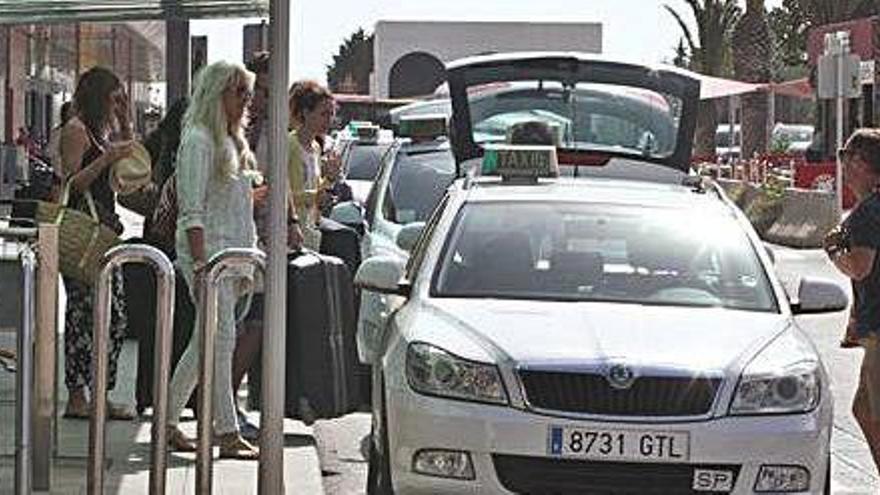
838,147,857,162
228,85,254,101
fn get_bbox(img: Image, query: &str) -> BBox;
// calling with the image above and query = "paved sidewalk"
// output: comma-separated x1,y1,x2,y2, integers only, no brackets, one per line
0,337,324,495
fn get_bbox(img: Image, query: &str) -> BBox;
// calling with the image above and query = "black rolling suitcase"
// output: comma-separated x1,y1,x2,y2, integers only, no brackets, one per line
318,217,362,277
285,250,362,419
132,267,198,415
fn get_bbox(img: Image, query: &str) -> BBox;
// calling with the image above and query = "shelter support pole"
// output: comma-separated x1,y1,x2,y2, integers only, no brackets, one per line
259,0,290,493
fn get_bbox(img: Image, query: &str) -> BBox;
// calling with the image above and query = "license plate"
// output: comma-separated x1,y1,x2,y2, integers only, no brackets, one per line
548,425,689,461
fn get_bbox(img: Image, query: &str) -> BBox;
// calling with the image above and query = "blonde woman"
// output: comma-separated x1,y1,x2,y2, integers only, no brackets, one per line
165,61,259,459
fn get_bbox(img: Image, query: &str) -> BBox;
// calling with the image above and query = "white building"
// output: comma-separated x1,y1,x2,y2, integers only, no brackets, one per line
373,20,602,99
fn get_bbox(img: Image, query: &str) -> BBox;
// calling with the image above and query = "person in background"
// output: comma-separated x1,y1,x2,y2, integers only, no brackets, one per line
288,80,338,251
823,128,880,477
119,97,190,255
58,66,135,420
48,101,73,170
230,51,272,440
164,61,260,459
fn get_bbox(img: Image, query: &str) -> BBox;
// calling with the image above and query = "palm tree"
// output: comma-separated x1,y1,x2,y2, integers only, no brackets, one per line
665,0,742,157
326,28,374,94
733,0,774,158
799,0,877,25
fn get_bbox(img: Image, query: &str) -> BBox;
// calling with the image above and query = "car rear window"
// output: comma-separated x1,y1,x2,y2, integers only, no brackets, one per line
345,143,391,181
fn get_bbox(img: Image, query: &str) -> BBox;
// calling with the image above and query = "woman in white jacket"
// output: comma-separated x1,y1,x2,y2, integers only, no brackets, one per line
165,61,260,459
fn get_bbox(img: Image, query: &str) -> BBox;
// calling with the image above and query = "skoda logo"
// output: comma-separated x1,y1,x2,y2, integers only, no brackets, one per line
606,363,636,390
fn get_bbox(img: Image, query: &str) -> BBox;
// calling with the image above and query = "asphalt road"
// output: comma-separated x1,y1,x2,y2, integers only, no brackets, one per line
315,245,879,494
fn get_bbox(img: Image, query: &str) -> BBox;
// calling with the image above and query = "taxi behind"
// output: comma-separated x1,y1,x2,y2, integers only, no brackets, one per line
331,115,455,363
354,53,849,495
336,121,395,204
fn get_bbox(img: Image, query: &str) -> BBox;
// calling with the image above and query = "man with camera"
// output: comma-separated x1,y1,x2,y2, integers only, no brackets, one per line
824,128,880,474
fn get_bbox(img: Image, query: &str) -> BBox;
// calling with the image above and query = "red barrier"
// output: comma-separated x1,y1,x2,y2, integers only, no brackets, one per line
692,152,855,209
793,160,855,209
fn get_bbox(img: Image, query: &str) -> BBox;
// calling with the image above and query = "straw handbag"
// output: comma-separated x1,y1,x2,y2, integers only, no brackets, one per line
34,182,121,286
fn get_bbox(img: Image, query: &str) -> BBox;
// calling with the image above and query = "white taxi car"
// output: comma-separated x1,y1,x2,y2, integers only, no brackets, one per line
331,115,456,363
336,121,395,204
354,53,848,495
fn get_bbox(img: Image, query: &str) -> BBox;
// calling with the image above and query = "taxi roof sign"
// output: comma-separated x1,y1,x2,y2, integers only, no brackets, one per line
398,114,448,140
353,123,380,143
347,120,375,130
481,145,559,179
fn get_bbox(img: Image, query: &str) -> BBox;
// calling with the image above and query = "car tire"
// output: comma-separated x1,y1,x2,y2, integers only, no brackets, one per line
823,453,831,495
366,384,394,495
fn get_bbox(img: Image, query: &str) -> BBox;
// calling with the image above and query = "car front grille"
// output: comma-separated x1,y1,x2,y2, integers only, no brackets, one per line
493,454,741,494
519,370,721,417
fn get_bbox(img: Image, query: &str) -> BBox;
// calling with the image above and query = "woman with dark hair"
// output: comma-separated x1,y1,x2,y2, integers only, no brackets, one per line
58,66,135,419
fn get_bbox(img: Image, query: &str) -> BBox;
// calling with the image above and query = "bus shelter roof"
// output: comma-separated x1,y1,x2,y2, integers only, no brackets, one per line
0,0,268,24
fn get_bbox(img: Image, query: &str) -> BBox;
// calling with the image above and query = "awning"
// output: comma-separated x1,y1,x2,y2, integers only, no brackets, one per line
0,1,268,24
698,74,763,100
698,74,814,100
768,78,813,99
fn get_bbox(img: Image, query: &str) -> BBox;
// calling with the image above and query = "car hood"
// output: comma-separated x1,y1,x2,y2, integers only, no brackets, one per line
418,299,789,374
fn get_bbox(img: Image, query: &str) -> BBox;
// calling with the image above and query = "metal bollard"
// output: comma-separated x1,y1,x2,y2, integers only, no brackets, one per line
0,225,38,495
196,248,266,495
88,244,176,495
15,242,36,495
33,223,58,491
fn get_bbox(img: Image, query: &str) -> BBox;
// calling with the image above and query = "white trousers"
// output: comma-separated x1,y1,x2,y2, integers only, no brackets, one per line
167,276,239,435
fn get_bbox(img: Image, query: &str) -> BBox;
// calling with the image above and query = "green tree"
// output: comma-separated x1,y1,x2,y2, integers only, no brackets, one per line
733,0,774,158
672,38,691,68
798,0,878,25
767,0,810,70
664,0,742,157
326,28,374,94
768,0,879,71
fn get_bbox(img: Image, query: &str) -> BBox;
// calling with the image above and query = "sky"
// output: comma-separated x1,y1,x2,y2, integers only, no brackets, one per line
192,0,784,84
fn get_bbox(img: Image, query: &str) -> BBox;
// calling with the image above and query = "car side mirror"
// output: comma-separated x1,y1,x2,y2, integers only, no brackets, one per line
791,276,849,314
330,200,365,227
396,222,425,252
355,255,410,296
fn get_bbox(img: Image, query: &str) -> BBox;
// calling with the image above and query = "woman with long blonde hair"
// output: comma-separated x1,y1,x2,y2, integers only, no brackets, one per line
166,61,260,459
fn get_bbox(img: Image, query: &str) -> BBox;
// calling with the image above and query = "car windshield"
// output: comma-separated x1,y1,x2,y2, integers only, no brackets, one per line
345,143,392,181
432,202,777,312
468,81,682,159
773,126,812,143
383,148,456,224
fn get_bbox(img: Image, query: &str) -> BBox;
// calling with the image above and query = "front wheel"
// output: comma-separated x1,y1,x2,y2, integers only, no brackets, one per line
366,385,394,495
823,452,831,495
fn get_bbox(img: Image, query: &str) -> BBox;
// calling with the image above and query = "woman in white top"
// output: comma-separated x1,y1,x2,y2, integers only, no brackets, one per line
166,61,260,459
287,80,338,250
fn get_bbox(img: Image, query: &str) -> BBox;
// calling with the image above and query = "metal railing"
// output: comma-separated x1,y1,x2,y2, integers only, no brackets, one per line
196,247,266,495
1,221,59,493
0,225,37,495
87,244,176,495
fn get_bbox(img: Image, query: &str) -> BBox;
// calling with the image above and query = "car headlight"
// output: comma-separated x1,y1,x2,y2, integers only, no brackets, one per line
730,330,821,415
406,342,508,405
